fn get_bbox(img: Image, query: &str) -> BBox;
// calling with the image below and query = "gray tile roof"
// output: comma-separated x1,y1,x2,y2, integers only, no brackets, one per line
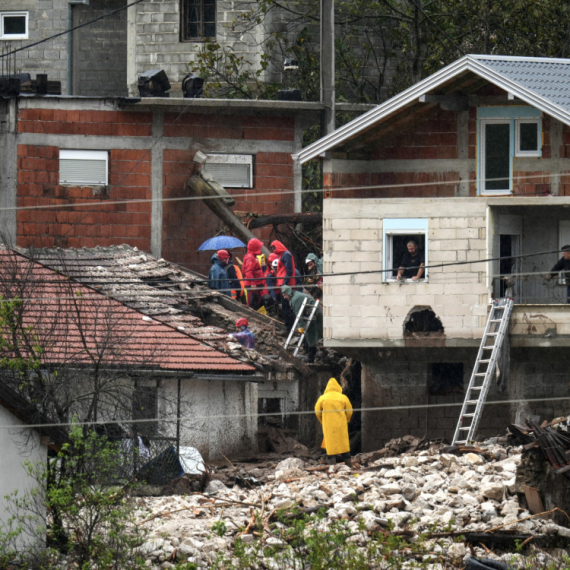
473,56,570,114
295,54,570,164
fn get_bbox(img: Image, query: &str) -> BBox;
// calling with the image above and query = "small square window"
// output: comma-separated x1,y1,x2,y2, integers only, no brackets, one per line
181,0,216,41
59,150,108,186
0,12,28,40
515,119,540,157
203,154,253,188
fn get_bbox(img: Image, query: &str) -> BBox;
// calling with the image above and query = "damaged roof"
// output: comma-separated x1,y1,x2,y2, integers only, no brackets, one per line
294,54,570,164
0,249,255,374
28,245,307,377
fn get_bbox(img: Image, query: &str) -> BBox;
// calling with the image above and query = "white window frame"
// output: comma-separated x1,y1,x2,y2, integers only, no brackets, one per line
477,108,542,196
515,119,540,157
203,154,253,188
0,12,28,40
59,150,108,186
383,219,428,283
479,118,512,195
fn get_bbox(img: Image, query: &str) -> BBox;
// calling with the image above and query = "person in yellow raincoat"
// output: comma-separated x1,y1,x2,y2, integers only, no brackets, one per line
315,378,353,465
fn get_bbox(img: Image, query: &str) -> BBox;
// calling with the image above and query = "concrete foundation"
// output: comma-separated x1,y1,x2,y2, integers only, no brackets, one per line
358,347,570,451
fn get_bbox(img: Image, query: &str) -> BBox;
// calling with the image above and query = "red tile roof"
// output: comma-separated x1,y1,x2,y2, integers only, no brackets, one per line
0,251,255,374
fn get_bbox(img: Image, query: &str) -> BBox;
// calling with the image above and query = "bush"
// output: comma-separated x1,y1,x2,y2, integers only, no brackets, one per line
0,425,148,569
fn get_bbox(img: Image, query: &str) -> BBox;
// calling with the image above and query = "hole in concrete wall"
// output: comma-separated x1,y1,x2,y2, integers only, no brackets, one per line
404,306,444,336
429,362,464,395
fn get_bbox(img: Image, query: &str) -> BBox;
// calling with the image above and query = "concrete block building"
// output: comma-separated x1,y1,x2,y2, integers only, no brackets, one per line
295,55,570,450
0,0,284,97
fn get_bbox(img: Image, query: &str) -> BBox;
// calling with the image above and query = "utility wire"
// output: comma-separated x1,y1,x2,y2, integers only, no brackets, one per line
1,171,559,213
0,396,568,431
0,247,565,303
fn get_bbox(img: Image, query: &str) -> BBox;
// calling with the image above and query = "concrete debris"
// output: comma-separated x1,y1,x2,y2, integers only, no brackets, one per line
132,440,570,569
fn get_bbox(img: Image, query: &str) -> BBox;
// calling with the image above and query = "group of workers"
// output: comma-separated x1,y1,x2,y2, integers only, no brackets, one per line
210,238,324,362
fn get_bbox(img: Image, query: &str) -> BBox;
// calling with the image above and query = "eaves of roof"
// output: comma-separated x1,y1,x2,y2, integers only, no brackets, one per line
293,54,570,164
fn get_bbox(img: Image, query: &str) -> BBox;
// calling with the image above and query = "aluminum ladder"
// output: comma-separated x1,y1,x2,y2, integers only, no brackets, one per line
451,298,514,446
283,298,320,357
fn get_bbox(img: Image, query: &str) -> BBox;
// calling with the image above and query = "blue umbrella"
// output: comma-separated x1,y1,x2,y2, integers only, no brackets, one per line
197,235,246,251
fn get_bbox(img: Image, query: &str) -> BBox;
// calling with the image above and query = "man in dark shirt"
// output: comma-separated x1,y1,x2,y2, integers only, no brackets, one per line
396,239,425,281
546,245,570,302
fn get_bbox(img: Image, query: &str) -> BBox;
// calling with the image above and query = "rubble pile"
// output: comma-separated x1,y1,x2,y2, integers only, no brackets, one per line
136,443,570,569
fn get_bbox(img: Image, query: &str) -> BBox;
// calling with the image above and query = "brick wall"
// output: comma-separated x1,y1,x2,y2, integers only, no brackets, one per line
162,147,295,273
17,145,152,249
15,102,298,272
327,98,564,200
17,109,152,137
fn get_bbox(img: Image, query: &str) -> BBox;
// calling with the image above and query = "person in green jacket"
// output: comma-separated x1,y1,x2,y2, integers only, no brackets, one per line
281,285,323,363
304,253,323,300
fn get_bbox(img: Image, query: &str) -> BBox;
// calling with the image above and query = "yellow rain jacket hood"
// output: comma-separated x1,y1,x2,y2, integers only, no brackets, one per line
315,378,353,455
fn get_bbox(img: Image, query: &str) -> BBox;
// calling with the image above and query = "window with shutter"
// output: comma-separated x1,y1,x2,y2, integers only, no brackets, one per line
203,154,253,188
59,150,108,186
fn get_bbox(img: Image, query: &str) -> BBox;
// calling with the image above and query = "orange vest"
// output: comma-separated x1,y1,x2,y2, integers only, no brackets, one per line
231,265,247,302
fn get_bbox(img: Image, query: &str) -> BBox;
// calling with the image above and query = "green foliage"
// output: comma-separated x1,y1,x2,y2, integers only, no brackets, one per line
0,295,43,372
212,520,227,537
0,426,148,569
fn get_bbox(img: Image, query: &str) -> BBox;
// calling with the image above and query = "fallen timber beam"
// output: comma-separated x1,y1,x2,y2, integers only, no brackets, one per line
186,173,270,258
249,212,322,229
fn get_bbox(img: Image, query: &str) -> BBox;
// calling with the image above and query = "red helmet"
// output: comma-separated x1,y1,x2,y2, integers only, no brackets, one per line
217,249,230,260
235,318,248,328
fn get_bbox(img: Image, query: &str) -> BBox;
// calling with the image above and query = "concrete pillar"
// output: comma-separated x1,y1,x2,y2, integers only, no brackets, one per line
151,111,164,258
0,99,18,245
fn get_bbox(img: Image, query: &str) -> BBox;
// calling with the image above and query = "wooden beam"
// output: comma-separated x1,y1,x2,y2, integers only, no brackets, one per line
249,212,322,229
186,174,270,257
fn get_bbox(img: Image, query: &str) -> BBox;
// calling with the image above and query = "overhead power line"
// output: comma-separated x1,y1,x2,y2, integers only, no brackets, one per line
1,172,560,214
0,396,568,431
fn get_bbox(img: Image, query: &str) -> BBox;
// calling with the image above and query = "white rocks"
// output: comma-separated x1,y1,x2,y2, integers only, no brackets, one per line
378,483,401,495
464,453,484,466
440,454,458,468
133,443,561,569
275,458,306,481
447,543,468,559
401,484,418,501
274,497,295,509
481,482,505,502
205,480,227,494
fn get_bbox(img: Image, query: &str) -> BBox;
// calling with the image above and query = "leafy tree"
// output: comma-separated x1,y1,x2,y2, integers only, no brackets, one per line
193,0,570,103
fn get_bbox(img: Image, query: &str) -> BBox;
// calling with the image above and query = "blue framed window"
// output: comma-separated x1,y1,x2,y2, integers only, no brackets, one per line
478,107,542,195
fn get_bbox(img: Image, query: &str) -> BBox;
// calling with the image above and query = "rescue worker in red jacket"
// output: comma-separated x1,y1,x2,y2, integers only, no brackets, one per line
270,240,297,331
242,238,265,310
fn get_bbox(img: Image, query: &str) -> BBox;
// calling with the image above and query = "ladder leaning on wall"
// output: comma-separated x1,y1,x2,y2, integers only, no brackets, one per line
283,298,320,357
451,298,514,446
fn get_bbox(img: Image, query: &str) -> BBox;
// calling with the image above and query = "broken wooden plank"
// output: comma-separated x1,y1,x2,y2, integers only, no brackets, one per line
521,485,545,515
